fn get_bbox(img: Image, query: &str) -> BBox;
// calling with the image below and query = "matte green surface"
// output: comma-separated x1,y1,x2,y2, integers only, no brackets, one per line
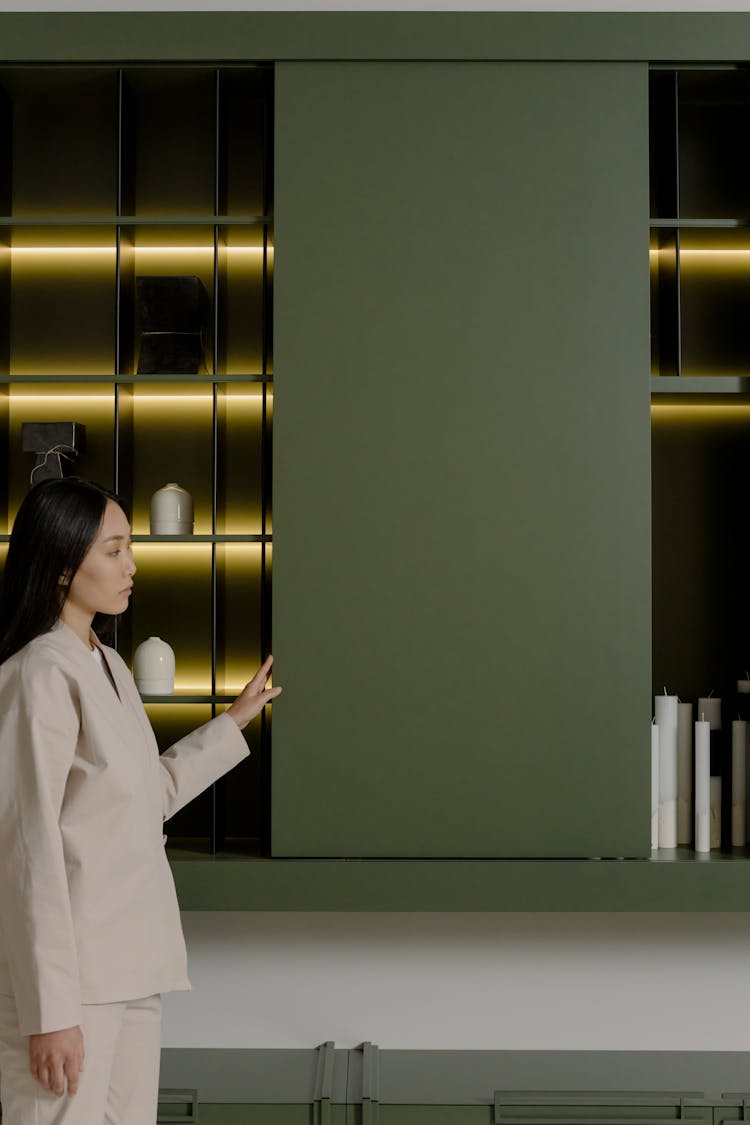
272,62,652,858
4,13,750,62
168,848,750,911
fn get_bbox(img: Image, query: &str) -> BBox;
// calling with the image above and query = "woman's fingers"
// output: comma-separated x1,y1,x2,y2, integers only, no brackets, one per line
53,1058,66,1095
227,682,281,730
65,1054,80,1095
29,1027,84,1096
249,655,274,691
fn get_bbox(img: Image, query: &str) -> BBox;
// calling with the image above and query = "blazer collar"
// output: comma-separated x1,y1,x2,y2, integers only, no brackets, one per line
49,618,124,707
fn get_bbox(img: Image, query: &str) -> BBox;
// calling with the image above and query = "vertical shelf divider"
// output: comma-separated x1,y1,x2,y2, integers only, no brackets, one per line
650,68,682,381
0,81,10,534
211,67,221,855
115,68,134,657
260,66,273,855
0,385,8,536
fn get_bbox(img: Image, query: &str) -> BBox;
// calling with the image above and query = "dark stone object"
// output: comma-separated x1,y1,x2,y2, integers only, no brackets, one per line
22,421,87,482
136,275,208,375
137,334,205,376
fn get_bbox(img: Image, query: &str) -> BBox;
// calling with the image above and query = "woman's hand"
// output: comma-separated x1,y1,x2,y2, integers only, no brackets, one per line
29,1025,84,1096
227,655,282,731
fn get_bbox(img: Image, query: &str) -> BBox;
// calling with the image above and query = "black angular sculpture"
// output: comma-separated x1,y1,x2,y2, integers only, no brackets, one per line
136,275,208,375
22,421,86,484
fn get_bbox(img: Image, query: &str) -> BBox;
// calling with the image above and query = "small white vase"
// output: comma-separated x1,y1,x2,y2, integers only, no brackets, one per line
134,637,175,695
150,483,193,535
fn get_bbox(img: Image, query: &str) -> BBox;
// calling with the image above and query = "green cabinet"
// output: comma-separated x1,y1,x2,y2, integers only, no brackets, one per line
9,12,750,898
154,1047,750,1125
273,61,652,858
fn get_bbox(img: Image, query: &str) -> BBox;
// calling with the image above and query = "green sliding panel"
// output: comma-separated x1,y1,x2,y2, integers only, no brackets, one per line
273,61,651,858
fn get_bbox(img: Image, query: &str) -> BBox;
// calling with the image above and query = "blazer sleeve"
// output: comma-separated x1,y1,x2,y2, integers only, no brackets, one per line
0,658,82,1037
159,711,250,823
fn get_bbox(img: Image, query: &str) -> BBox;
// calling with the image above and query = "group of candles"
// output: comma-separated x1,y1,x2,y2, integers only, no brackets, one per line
651,683,750,852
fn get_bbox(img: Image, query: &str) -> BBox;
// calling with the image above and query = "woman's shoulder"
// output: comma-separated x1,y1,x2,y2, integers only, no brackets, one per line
0,624,86,690
0,631,82,727
3,634,75,675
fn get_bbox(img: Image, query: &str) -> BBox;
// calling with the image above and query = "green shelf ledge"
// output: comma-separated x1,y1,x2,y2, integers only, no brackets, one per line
166,844,750,912
651,376,750,397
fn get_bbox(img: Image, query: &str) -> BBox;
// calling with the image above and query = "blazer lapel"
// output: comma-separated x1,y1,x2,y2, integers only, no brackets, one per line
103,648,156,745
46,621,139,745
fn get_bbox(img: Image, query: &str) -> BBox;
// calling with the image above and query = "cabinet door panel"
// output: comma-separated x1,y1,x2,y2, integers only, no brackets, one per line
273,62,651,857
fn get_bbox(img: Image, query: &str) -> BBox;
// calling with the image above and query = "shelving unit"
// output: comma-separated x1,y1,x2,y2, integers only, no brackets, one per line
0,64,273,855
1,19,749,908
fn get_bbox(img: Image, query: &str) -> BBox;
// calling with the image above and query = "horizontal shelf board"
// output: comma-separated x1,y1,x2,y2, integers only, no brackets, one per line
131,534,271,542
0,534,271,542
651,376,750,397
0,374,272,383
166,844,750,911
143,694,238,704
650,218,750,228
0,215,272,226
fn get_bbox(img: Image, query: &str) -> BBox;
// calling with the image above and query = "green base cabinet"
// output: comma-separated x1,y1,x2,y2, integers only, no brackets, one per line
157,1050,750,1124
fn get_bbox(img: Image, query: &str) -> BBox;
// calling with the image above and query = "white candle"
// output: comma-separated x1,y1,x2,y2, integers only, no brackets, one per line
695,718,711,853
651,721,659,850
677,702,693,845
655,693,678,848
737,680,750,695
732,719,747,847
698,696,721,730
710,777,722,849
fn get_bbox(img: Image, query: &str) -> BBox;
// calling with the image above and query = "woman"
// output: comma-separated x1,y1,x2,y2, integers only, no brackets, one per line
0,477,281,1123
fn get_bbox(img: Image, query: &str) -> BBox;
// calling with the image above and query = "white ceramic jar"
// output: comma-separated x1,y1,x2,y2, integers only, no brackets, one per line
150,482,194,535
134,637,175,695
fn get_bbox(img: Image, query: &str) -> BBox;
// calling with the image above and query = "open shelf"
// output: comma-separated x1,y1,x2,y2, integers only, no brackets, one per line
649,66,750,862
0,63,273,855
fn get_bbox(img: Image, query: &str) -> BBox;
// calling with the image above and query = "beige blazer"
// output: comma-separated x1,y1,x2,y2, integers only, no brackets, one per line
0,618,250,1037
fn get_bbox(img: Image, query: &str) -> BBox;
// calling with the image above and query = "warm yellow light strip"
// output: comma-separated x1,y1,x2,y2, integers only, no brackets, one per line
649,248,750,259
142,690,275,700
132,544,211,553
10,394,114,401
651,403,750,418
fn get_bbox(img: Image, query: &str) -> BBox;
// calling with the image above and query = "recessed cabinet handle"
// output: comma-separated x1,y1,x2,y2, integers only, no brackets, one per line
496,1118,695,1125
493,1093,706,1125
156,1088,198,1123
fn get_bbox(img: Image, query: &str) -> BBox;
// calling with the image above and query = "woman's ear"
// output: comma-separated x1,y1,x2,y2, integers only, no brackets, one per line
58,572,70,587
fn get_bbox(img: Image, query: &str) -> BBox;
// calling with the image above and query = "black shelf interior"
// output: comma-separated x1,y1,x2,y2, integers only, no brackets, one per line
0,63,274,856
650,66,750,854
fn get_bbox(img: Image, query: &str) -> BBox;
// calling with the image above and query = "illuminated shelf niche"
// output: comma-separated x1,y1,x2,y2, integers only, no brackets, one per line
0,63,273,854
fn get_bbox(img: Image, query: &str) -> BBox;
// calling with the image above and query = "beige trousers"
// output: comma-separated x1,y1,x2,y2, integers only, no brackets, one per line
0,993,161,1125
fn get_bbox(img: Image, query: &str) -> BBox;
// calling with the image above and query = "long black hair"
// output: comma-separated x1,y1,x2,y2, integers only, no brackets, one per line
0,478,130,666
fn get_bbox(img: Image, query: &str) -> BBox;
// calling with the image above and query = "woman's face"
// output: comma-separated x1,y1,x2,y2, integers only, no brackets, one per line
62,499,136,619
